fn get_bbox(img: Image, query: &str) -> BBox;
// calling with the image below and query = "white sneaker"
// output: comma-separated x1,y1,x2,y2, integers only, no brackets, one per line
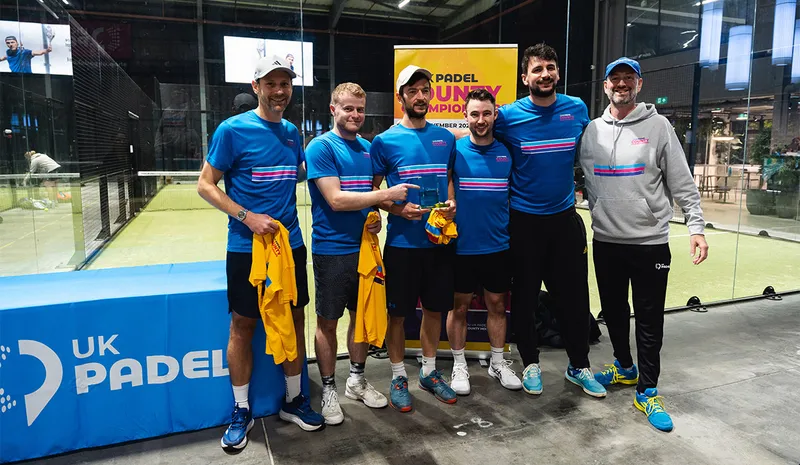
345,377,388,408
450,363,471,395
321,389,344,425
488,360,523,391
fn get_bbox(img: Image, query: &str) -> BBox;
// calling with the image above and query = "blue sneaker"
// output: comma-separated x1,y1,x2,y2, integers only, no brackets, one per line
595,360,639,387
635,388,674,432
220,405,254,450
522,363,543,395
418,369,457,404
279,394,324,431
565,365,607,398
389,376,413,412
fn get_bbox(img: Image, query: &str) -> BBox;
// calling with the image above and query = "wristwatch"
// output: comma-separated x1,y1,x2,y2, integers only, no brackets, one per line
236,209,248,222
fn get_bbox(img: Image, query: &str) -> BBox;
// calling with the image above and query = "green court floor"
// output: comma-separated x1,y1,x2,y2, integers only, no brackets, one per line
83,183,800,356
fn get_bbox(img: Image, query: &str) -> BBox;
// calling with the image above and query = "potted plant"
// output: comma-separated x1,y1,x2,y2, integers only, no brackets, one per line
774,164,800,219
745,125,776,215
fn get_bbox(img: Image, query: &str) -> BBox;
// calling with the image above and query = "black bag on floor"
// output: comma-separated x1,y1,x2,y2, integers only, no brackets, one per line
536,290,602,348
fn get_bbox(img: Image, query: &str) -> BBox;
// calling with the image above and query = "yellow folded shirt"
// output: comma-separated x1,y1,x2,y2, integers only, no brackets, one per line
425,209,458,245
355,211,388,347
249,221,298,365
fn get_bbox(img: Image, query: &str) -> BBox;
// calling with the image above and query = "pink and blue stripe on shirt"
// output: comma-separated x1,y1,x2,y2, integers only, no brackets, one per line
252,165,297,182
594,163,646,177
459,177,509,192
339,175,373,192
398,164,448,180
521,137,576,155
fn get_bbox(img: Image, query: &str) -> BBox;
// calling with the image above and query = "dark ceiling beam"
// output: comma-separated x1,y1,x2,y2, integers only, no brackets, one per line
329,0,346,28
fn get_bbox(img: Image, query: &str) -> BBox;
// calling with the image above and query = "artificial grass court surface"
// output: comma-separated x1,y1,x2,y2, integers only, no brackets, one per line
83,183,800,354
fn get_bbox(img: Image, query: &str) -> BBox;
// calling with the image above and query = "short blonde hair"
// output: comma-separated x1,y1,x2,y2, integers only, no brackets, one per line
331,82,366,106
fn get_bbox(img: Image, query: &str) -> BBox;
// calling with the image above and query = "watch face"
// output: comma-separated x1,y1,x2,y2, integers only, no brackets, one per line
238,210,246,220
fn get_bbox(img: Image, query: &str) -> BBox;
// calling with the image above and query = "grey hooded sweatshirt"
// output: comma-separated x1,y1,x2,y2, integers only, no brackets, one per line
579,103,704,245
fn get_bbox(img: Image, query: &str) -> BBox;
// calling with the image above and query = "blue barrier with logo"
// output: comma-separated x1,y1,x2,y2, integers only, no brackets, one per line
0,261,308,463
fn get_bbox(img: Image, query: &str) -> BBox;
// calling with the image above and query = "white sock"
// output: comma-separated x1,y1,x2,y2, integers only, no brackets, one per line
421,356,436,377
391,361,407,380
285,374,301,402
451,348,467,366
490,346,504,366
232,383,249,410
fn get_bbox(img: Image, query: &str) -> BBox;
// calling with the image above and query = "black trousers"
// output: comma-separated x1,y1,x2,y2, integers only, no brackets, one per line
592,239,671,392
510,207,591,368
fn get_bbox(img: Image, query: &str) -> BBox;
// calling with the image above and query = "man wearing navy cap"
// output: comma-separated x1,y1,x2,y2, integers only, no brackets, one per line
579,57,708,432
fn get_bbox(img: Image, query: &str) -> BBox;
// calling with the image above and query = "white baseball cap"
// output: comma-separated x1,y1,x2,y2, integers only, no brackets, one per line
254,55,297,81
396,65,432,93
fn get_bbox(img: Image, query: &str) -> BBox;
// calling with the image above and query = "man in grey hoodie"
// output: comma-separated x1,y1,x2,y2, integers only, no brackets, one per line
579,57,708,433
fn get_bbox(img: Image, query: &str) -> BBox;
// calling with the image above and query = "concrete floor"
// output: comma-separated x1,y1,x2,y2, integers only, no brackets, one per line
25,294,800,465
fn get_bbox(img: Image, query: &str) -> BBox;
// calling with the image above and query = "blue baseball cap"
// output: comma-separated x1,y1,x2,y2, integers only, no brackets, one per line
604,57,642,79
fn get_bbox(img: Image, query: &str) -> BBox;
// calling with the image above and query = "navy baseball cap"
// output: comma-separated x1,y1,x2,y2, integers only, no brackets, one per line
604,57,642,79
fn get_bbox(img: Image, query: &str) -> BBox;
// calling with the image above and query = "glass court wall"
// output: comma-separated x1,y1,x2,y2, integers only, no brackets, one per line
0,0,797,357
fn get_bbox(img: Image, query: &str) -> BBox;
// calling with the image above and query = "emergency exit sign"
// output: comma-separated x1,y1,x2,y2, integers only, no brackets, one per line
656,96,668,104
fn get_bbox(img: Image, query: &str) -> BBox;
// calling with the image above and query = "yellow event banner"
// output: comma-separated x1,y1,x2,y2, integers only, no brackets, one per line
393,44,518,128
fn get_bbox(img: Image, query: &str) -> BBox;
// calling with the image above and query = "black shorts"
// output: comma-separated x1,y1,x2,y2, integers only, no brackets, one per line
312,252,359,320
384,244,455,317
226,246,310,319
454,249,512,295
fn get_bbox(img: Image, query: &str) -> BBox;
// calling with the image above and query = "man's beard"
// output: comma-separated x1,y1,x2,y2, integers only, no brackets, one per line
261,95,289,112
403,99,428,119
530,80,556,98
469,125,490,139
607,87,638,105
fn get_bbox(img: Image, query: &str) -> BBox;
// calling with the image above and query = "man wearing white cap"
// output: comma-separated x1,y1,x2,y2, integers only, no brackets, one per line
581,57,708,432
198,55,323,451
371,64,458,412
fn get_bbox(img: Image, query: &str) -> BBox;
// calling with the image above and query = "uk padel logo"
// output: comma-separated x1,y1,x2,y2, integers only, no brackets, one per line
496,156,509,163
0,341,63,426
432,140,447,147
0,336,229,428
631,138,650,145
363,151,371,158
560,114,574,121
286,139,295,147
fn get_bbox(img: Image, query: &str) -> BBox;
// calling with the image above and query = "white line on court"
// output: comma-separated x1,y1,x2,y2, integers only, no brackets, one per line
260,418,276,465
0,213,72,250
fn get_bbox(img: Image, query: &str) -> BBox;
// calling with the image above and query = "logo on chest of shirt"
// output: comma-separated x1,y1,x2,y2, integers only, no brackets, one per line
362,151,370,159
271,240,282,256
560,114,575,121
631,138,650,146
495,155,510,163
286,139,295,147
252,166,298,182
520,137,576,155
432,140,448,147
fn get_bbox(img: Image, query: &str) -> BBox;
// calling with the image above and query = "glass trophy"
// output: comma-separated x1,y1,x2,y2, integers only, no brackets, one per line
417,174,447,209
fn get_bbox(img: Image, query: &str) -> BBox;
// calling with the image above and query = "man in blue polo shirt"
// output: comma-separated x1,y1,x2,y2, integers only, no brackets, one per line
198,55,323,451
494,43,606,398
306,82,415,425
371,65,458,412
447,89,522,396
1,36,51,74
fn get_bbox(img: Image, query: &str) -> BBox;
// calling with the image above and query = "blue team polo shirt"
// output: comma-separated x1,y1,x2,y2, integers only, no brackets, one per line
371,123,456,249
206,110,305,253
453,138,512,255
306,131,373,255
494,93,589,215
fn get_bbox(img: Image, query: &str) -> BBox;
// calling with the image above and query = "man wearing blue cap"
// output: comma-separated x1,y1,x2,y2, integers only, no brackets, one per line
579,57,708,432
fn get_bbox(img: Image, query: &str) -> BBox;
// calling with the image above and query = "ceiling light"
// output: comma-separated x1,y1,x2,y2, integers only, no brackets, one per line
398,0,410,8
